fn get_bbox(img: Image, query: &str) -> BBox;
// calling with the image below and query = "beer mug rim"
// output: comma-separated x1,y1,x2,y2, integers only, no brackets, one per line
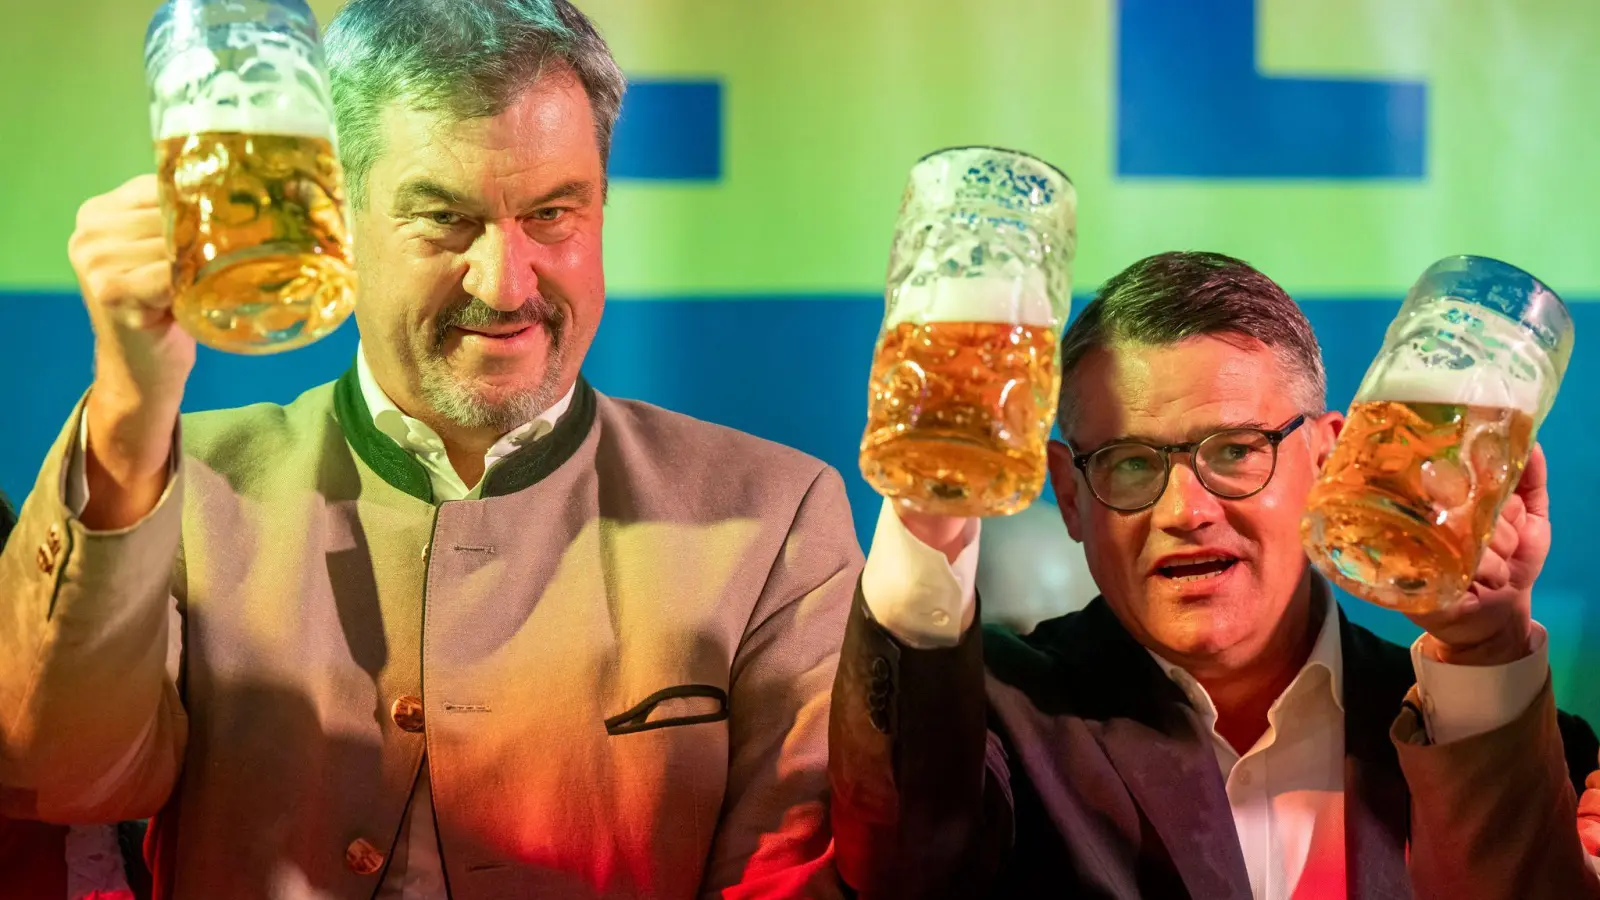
145,0,320,53
1412,253,1573,335
914,144,1074,186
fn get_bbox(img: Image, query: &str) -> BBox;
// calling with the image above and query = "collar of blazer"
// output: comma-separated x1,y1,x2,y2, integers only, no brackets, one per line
332,363,599,503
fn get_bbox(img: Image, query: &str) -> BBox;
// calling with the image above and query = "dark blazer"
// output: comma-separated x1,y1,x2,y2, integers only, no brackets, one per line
830,580,1600,899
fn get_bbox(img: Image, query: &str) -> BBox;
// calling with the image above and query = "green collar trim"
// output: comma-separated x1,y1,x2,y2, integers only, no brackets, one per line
480,375,597,497
332,365,597,503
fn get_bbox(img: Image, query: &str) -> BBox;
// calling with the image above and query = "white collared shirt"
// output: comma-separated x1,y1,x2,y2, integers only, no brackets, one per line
355,345,574,900
1148,595,1347,898
862,498,1559,900
355,345,574,503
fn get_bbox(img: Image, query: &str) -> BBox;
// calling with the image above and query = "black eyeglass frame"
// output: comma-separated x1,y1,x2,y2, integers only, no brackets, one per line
1064,414,1309,512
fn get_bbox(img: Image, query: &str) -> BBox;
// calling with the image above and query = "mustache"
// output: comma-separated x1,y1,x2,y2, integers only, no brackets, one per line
432,296,566,349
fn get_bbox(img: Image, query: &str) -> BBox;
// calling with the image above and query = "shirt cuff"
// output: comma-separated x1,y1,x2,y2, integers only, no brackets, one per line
66,407,92,517
860,499,980,649
1412,621,1549,745
65,401,182,522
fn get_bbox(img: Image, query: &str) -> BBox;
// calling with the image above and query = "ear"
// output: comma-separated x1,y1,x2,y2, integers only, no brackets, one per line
1046,440,1086,542
1308,410,1344,472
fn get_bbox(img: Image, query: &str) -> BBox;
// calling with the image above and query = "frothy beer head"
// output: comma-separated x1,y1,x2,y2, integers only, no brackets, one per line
151,41,334,140
1369,370,1543,415
1361,299,1551,419
889,271,1056,328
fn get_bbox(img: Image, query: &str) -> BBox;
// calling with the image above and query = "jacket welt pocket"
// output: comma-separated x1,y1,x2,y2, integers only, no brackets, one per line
605,684,729,736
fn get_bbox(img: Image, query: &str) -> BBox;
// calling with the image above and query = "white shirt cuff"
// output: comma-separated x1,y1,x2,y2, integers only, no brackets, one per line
65,404,181,521
66,408,92,516
860,499,980,649
1411,622,1549,745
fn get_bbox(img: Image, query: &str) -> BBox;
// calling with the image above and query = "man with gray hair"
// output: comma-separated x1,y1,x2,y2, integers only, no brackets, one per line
0,1,857,897
830,251,1600,897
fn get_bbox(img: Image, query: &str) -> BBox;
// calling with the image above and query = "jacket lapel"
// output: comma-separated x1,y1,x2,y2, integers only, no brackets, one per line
1338,606,1415,900
1061,601,1255,900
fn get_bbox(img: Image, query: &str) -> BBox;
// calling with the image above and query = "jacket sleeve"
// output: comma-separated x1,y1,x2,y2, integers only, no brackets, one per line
698,465,862,899
1395,676,1600,900
0,396,187,824
829,582,1012,899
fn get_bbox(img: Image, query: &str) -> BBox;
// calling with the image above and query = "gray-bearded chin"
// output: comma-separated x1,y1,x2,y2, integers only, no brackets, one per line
418,339,568,431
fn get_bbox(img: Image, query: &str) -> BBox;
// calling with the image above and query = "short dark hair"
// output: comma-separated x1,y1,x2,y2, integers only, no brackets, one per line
1057,251,1326,428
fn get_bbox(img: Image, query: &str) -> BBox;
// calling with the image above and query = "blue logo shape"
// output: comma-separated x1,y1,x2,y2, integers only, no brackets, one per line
610,80,723,181
1117,0,1427,179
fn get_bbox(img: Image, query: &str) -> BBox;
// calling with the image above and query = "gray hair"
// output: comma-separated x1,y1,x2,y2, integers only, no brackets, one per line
1057,251,1327,431
324,0,627,208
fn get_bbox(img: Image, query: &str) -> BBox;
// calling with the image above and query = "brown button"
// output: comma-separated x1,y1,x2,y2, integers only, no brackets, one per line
346,837,385,875
391,696,425,733
35,544,55,576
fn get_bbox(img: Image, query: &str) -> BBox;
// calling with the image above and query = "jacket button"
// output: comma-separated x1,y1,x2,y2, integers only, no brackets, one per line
35,544,56,576
346,837,385,875
870,656,890,679
390,696,425,733
868,708,890,734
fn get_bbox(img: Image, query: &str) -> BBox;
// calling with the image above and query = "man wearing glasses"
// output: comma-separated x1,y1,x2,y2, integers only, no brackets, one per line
829,251,1600,898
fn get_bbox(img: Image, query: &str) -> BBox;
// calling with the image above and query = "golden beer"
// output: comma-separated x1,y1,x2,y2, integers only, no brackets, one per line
861,320,1061,517
1302,399,1534,613
156,131,356,353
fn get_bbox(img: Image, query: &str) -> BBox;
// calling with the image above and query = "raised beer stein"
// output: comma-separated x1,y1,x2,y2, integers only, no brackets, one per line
860,147,1076,517
143,0,356,354
1302,256,1573,613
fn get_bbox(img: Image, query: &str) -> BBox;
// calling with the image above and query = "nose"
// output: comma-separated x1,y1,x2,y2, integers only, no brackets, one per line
460,222,538,311
1148,456,1225,533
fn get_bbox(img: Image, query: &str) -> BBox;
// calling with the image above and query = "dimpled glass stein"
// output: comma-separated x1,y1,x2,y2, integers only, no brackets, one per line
145,0,356,354
860,147,1077,518
1303,256,1573,614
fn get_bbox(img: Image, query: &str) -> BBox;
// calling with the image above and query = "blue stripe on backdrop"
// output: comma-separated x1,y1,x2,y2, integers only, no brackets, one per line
2,294,1596,720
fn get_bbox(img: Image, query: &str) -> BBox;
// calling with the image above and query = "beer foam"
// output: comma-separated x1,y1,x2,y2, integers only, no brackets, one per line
1368,370,1543,413
888,271,1057,327
152,42,333,140
1360,299,1551,414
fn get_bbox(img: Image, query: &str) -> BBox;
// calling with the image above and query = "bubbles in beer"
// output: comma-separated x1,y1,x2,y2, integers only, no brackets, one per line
861,276,1060,517
157,131,356,353
1302,382,1535,613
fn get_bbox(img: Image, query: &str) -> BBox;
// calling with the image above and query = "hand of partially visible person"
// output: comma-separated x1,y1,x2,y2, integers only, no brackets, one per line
1580,768,1600,858
1408,444,1549,666
68,174,193,528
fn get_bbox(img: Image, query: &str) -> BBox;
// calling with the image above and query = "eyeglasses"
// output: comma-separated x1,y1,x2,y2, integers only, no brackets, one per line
1065,415,1307,512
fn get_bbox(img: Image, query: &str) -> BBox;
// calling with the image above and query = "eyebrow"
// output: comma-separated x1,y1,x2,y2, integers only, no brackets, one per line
1081,420,1272,450
522,180,596,212
391,178,597,215
393,178,470,212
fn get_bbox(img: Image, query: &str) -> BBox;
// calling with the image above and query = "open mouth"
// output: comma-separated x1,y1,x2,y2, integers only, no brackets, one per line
1156,556,1239,583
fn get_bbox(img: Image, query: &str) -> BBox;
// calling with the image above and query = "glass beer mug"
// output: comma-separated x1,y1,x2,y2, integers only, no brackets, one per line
143,0,356,354
859,147,1076,517
1302,256,1573,613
